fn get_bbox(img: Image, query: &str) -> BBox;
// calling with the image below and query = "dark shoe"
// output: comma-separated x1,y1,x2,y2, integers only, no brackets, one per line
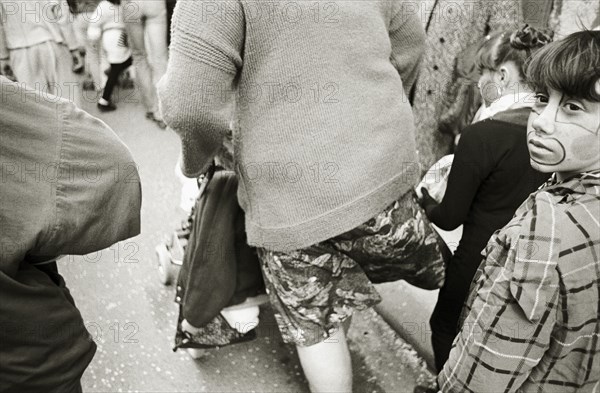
97,102,117,112
146,112,167,129
119,73,135,89
83,80,97,91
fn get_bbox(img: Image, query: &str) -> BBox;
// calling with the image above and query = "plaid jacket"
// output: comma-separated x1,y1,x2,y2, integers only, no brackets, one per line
439,170,600,392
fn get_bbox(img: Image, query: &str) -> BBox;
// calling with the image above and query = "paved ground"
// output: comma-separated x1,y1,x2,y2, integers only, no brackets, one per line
58,89,437,392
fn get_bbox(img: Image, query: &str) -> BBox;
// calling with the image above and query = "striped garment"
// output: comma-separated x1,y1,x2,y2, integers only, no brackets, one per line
439,170,600,392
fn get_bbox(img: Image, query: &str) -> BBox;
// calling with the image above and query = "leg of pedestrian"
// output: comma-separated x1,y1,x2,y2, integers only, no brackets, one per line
296,328,352,393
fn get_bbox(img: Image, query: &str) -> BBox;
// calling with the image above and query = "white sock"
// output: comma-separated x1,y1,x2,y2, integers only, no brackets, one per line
98,98,109,105
221,306,260,333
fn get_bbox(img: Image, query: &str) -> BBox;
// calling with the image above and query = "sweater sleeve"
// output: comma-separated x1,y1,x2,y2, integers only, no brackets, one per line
388,0,426,95
426,123,491,230
157,0,244,178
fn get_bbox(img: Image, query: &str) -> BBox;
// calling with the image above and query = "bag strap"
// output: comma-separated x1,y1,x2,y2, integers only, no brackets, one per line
197,161,217,197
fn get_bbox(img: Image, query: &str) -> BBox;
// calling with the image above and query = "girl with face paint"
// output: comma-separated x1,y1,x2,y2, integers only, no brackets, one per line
528,88,600,179
439,30,600,393
526,31,600,180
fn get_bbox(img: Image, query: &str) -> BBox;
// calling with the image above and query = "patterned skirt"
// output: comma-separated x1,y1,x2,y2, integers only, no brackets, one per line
259,190,448,346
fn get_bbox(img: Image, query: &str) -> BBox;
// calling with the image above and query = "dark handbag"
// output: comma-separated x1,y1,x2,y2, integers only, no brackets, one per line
173,166,265,351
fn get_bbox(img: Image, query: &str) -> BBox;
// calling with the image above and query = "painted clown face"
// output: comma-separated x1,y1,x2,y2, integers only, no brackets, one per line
527,87,600,181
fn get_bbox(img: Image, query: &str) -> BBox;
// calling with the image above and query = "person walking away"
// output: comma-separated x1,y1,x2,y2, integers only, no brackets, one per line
158,0,426,391
87,0,133,111
123,0,168,128
72,0,105,92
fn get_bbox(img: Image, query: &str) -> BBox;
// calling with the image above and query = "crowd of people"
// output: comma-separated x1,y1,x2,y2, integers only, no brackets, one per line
1,0,599,392
0,0,167,126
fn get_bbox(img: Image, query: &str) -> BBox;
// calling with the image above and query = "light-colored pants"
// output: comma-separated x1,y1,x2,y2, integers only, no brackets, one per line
9,40,82,106
124,0,168,116
73,11,106,90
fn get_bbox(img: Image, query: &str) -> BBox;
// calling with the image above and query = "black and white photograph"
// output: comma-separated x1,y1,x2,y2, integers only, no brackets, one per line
1,0,599,392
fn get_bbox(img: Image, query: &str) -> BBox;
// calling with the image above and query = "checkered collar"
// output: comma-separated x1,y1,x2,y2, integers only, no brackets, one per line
542,170,600,202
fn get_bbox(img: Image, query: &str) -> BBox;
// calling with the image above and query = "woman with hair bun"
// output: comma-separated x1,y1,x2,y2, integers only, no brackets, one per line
473,25,553,121
418,25,553,372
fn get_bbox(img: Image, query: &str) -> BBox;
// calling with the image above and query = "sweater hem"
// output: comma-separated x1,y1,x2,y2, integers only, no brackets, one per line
245,171,416,252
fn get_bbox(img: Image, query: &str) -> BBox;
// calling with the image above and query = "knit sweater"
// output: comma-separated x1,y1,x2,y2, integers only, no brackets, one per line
158,0,426,252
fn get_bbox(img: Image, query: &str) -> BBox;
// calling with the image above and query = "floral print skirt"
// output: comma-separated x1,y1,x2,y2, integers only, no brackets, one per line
258,190,448,346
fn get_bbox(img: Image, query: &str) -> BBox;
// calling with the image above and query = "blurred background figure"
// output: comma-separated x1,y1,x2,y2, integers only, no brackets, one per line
87,0,132,111
123,0,168,128
0,0,84,105
72,0,104,92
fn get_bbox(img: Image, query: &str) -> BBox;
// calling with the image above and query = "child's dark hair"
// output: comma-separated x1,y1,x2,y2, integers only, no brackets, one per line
526,30,600,102
476,25,553,80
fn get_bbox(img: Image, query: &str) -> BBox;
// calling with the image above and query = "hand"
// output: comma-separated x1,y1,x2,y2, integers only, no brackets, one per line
418,187,438,212
0,59,16,81
71,49,84,74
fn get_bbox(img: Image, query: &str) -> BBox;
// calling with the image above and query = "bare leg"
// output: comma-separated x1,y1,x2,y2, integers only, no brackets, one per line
296,325,352,393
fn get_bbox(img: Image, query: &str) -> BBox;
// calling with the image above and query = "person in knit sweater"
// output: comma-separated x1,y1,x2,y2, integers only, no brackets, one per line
158,1,425,391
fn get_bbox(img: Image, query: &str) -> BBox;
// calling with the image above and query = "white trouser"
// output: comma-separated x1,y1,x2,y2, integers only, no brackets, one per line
9,40,82,106
124,0,168,117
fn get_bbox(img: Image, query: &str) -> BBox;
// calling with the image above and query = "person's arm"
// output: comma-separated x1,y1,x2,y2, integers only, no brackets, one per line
157,0,244,178
388,0,426,96
33,100,142,258
438,195,560,392
1,77,141,270
422,124,490,230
